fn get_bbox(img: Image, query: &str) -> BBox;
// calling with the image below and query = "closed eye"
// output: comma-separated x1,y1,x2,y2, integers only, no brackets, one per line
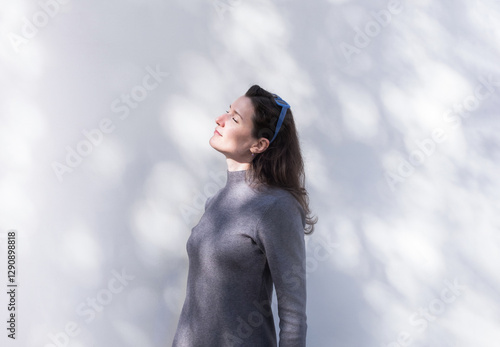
226,110,238,123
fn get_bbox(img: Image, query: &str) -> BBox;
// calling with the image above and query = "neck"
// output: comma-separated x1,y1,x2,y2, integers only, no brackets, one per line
226,158,251,172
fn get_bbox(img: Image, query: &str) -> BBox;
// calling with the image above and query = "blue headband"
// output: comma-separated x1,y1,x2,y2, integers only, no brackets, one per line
269,95,290,144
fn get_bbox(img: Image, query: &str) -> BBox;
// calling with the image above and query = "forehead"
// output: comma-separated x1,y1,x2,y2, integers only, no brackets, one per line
232,95,254,118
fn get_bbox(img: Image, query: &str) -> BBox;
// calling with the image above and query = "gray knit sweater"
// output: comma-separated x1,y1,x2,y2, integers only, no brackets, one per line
172,169,307,347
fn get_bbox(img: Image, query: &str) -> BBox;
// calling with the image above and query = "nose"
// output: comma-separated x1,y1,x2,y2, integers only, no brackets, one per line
215,113,226,126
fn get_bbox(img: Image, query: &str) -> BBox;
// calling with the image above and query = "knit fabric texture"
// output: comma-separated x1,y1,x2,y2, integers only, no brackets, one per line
172,169,307,347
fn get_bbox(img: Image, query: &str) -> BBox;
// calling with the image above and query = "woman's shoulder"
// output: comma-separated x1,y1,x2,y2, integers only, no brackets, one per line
253,185,305,221
250,187,307,243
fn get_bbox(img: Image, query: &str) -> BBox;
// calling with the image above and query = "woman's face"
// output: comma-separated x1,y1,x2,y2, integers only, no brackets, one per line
209,95,257,161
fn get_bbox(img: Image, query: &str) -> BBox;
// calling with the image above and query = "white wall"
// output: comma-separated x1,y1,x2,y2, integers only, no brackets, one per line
1,0,499,346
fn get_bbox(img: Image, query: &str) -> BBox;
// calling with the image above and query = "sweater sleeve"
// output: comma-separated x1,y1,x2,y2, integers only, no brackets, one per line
256,195,307,347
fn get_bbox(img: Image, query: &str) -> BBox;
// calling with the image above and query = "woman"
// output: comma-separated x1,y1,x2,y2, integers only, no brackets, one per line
172,85,317,347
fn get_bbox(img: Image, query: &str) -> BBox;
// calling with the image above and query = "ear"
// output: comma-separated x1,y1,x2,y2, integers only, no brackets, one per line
252,137,270,154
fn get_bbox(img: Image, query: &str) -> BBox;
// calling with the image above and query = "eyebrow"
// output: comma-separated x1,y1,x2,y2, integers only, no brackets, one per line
229,104,244,120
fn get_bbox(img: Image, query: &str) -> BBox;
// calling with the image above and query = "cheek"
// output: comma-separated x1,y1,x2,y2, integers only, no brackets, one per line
233,128,253,145
227,123,249,138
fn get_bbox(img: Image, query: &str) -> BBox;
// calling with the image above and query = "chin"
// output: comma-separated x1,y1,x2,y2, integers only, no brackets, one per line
209,137,220,150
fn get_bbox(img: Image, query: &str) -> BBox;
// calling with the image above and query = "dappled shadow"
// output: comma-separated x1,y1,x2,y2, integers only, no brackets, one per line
1,0,499,346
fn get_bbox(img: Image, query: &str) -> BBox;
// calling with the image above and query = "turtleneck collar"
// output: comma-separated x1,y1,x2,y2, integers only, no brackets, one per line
226,169,248,187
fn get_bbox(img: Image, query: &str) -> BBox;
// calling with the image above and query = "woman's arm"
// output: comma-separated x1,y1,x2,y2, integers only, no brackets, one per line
256,195,307,347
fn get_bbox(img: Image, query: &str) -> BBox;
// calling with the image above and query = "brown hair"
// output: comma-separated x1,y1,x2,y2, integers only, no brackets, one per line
244,85,317,234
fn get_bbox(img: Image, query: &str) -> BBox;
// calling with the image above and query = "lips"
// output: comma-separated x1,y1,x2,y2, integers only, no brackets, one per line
214,129,222,136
